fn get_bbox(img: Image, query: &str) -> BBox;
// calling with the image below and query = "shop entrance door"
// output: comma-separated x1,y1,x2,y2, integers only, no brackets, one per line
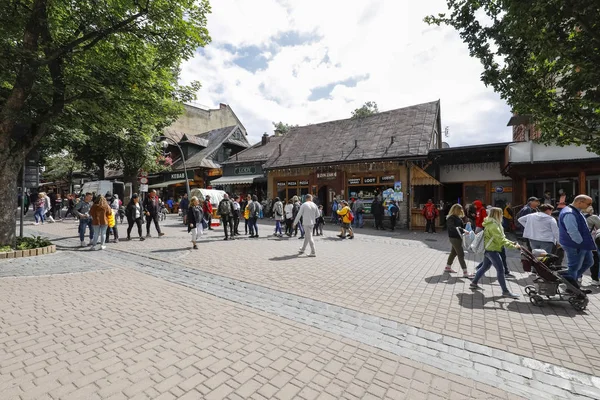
463,182,488,206
318,186,328,215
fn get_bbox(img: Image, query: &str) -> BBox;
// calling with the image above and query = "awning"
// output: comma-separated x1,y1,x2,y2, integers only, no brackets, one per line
411,165,441,186
148,179,192,189
210,175,264,186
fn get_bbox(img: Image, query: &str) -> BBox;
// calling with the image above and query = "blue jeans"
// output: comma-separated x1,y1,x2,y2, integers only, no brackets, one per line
472,250,510,293
562,245,594,281
529,240,554,254
354,212,363,228
476,247,509,274
92,225,108,247
297,222,305,236
34,208,45,223
275,220,282,235
79,218,94,242
249,217,258,236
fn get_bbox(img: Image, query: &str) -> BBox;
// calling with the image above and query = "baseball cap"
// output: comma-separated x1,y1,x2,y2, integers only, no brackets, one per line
528,196,540,202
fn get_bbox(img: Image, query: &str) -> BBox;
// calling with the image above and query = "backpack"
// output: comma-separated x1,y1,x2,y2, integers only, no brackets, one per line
347,210,355,222
390,205,399,217
424,205,435,219
218,200,231,216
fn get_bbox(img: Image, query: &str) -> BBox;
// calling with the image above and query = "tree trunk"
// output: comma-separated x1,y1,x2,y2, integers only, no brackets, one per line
0,159,22,247
123,171,140,195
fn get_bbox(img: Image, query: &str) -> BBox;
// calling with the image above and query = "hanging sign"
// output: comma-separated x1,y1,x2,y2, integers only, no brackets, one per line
348,178,361,185
277,182,286,187
139,184,149,192
379,175,395,183
363,177,377,184
287,181,297,186
299,180,309,186
317,172,337,180
234,166,257,175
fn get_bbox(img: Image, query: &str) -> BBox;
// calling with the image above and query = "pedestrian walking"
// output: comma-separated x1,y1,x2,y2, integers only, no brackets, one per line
331,198,339,224
126,194,145,241
187,196,204,249
74,192,94,246
272,197,284,237
515,197,540,234
518,204,559,254
469,207,521,298
217,193,235,240
143,189,165,237
584,206,600,287
558,195,595,287
54,193,63,220
502,202,514,231
388,200,399,231
313,205,325,236
90,195,112,251
472,200,486,233
353,196,365,228
180,193,189,224
444,204,469,277
284,199,294,236
336,200,354,239
294,194,319,257
203,195,214,230
422,199,438,233
33,193,45,225
292,196,304,238
42,192,55,223
232,195,241,235
248,195,261,238
241,195,250,234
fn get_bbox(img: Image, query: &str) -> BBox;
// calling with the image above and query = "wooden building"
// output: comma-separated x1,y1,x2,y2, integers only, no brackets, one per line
264,101,443,229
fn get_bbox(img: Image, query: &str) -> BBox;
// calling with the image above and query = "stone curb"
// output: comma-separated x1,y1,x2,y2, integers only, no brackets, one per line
0,245,56,259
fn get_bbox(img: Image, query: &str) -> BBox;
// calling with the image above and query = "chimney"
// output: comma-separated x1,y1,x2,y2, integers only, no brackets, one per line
219,103,227,109
261,132,269,146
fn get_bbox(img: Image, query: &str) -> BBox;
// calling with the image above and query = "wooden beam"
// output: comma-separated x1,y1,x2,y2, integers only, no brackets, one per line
579,169,586,195
521,177,527,205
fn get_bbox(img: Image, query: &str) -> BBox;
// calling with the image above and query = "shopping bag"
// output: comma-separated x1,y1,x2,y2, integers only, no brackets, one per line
470,230,486,254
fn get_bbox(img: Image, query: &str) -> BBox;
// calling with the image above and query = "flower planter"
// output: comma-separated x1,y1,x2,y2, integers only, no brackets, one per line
0,244,55,259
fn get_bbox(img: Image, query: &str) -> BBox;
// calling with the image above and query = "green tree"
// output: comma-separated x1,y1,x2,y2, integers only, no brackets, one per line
0,0,211,246
272,121,298,135
42,151,85,192
425,1,600,151
351,101,379,119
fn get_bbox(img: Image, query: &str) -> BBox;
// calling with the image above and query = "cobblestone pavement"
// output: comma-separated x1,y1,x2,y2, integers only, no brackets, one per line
3,215,600,398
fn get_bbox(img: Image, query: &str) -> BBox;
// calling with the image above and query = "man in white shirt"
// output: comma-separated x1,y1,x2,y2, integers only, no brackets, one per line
518,204,559,254
293,194,319,257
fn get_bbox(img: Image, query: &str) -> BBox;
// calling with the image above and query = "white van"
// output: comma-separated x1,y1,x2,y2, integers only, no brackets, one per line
80,181,126,201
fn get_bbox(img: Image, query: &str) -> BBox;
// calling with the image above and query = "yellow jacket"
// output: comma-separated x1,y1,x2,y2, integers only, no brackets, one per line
337,206,352,224
503,206,513,220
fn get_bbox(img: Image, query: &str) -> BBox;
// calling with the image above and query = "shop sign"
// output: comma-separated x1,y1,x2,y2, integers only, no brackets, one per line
287,181,297,186
207,168,222,177
491,186,512,193
363,177,377,184
299,180,309,186
495,186,504,193
277,182,286,187
379,175,395,183
348,178,361,185
317,172,337,180
168,170,194,181
234,166,257,175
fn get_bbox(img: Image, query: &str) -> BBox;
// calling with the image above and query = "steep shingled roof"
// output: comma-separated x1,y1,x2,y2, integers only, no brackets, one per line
172,125,251,170
222,135,284,164
265,100,441,169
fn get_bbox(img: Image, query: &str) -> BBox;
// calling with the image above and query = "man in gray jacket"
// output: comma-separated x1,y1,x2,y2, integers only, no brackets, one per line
293,194,319,257
74,192,94,247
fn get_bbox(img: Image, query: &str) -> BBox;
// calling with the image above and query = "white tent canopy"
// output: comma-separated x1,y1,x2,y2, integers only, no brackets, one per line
190,188,227,206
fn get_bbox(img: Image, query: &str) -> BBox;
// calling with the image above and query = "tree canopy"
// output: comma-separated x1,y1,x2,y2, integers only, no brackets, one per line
351,101,379,119
425,0,600,152
0,0,211,246
272,121,298,135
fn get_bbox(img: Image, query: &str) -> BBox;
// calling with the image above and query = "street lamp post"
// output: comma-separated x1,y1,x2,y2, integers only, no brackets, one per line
158,137,191,199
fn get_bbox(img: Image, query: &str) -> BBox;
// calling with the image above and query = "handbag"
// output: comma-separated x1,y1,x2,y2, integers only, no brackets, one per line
201,219,208,229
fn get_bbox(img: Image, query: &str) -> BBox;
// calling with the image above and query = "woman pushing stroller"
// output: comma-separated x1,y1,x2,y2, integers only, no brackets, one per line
469,207,521,299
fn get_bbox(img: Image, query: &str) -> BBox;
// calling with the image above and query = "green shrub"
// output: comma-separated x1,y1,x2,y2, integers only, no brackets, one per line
16,235,53,250
0,245,11,252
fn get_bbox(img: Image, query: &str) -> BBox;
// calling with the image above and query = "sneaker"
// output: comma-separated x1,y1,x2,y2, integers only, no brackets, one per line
146,234,151,238
80,241,85,247
223,238,228,241
114,239,119,244
444,267,457,273
502,292,520,299
308,254,316,257
505,272,516,278
469,283,483,290
462,271,470,278
348,236,354,240
34,222,39,226
193,245,198,250
159,233,165,237
299,236,305,239
100,245,106,250
126,237,131,241
299,249,304,254
88,241,94,246
140,237,145,241
591,280,600,287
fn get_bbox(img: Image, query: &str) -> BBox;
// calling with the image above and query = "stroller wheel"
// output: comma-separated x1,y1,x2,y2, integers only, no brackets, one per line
530,295,544,307
524,286,536,295
568,297,588,311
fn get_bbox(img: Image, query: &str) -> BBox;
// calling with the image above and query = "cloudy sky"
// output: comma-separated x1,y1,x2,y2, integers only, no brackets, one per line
180,0,513,147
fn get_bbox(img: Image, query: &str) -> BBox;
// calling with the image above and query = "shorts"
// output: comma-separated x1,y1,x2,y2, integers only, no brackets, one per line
342,222,351,229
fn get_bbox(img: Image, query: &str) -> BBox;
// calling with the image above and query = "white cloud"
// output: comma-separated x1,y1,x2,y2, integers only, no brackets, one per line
180,0,512,147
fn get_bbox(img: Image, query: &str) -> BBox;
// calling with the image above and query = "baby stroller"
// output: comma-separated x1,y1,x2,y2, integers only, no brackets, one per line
521,247,589,311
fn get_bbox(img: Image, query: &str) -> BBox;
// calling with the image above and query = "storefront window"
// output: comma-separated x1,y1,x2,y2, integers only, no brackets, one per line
413,185,435,208
526,178,578,206
463,183,486,206
588,177,600,211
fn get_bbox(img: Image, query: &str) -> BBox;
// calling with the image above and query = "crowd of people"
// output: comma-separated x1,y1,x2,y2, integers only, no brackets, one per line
443,193,600,299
